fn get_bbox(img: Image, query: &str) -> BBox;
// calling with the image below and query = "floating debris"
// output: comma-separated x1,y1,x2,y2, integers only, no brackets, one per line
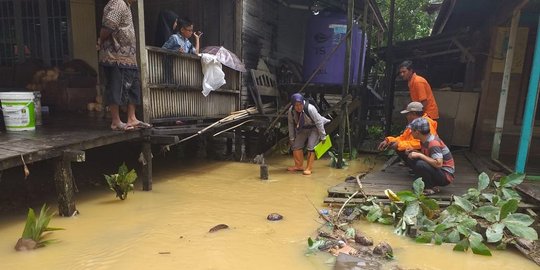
267,213,283,221
209,224,229,233
355,235,374,246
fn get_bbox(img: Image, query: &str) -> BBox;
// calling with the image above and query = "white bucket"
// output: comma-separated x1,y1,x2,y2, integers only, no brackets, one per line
0,92,36,131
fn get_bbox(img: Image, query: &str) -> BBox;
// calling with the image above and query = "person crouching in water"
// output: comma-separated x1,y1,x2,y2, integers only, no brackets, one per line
287,93,330,175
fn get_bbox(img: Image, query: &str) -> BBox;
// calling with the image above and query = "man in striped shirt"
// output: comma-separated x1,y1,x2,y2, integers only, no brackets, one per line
407,117,455,195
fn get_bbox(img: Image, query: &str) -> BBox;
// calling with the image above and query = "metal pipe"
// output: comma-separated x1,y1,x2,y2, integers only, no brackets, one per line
491,9,520,160
516,15,540,174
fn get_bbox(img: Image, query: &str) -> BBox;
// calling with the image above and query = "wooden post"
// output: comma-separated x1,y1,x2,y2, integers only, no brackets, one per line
383,0,395,136
136,0,153,190
260,164,268,180
234,128,243,161
54,150,85,217
491,9,520,160
141,139,152,191
357,0,370,147
337,0,354,169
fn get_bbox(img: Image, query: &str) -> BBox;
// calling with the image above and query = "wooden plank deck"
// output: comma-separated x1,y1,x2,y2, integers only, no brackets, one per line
0,113,146,171
325,152,482,203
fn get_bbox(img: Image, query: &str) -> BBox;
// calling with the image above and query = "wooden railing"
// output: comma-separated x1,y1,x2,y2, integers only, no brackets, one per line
145,46,240,121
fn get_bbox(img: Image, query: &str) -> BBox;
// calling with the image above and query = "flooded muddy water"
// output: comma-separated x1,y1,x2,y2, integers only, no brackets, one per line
0,155,538,270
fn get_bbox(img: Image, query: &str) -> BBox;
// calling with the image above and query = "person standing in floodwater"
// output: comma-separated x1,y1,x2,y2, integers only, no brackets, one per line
287,93,330,175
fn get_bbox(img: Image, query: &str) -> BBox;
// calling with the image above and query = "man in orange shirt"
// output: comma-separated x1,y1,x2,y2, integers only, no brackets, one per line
378,102,437,168
399,60,439,120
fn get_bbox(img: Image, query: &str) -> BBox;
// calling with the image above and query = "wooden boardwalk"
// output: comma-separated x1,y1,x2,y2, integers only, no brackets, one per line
0,114,146,171
325,152,491,205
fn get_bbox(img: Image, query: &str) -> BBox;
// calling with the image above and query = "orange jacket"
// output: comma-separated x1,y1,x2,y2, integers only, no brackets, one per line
408,73,439,120
386,114,438,151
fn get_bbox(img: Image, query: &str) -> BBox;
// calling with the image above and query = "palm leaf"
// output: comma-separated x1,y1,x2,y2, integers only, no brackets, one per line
22,208,36,239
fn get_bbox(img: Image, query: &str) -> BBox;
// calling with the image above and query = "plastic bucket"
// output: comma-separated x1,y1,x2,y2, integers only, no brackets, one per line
0,92,36,131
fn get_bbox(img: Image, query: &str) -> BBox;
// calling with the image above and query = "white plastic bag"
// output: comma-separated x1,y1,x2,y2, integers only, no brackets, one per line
200,53,226,96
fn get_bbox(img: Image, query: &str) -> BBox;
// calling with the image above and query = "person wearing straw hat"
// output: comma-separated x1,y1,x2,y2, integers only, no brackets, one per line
287,93,330,175
378,101,437,168
408,117,455,195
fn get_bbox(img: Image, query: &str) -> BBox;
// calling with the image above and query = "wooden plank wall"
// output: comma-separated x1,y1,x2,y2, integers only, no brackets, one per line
241,0,279,107
472,25,536,157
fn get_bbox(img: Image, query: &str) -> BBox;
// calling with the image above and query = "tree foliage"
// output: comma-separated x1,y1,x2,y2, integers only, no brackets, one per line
375,0,437,43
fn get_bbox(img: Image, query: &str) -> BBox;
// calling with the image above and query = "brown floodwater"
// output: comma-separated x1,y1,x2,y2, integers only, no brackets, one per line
0,155,538,270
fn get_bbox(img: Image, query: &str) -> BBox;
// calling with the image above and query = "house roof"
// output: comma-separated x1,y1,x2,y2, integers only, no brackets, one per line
432,0,536,35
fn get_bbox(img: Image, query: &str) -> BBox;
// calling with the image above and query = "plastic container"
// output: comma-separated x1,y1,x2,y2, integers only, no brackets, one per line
0,92,37,131
302,12,367,85
319,209,330,215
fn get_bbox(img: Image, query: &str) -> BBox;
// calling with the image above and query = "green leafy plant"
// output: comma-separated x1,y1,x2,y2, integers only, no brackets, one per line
16,204,64,250
366,125,384,140
104,163,138,200
328,151,349,168
393,179,440,235
354,172,538,257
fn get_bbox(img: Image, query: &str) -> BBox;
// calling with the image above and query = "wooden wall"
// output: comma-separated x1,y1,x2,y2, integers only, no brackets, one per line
472,24,537,157
241,0,279,106
71,0,98,73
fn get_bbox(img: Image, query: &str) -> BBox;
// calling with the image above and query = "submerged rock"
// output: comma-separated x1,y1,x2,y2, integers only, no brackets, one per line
373,241,393,257
355,235,374,246
267,213,283,221
15,238,37,251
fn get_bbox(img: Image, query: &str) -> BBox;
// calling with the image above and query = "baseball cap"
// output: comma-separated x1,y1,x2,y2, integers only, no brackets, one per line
410,117,430,134
400,101,423,114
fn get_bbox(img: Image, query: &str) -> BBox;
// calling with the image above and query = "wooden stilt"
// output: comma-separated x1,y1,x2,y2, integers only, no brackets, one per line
234,129,242,161
54,150,85,217
141,141,152,191
260,164,269,180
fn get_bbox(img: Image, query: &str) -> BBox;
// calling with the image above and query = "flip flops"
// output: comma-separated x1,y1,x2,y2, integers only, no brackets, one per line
111,123,135,131
132,121,152,129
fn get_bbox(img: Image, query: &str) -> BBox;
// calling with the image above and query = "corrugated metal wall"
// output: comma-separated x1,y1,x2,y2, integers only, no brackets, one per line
146,47,240,121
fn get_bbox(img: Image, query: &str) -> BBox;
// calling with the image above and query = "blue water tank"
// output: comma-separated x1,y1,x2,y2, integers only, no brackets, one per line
302,12,367,85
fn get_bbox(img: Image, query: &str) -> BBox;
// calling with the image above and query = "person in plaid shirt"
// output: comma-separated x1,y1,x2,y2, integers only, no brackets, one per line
407,117,454,195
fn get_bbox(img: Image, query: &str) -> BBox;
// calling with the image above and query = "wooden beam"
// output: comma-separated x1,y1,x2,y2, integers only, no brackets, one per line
136,0,150,124
150,135,179,145
0,131,144,171
452,38,475,62
235,0,243,109
337,0,354,169
62,150,86,163
141,141,152,191
54,150,84,217
394,49,461,63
